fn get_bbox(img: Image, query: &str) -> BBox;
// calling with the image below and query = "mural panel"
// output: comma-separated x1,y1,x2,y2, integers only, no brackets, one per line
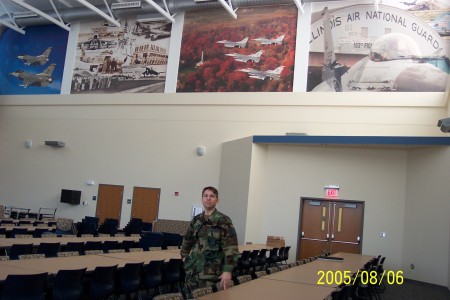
71,17,171,93
307,2,449,92
0,25,68,95
177,4,297,92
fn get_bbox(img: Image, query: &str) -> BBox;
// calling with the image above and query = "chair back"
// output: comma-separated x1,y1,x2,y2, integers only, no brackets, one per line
84,241,102,251
8,243,33,260
37,242,61,257
118,262,143,295
52,268,86,300
1,273,48,300
144,259,164,290
89,265,118,299
65,242,84,254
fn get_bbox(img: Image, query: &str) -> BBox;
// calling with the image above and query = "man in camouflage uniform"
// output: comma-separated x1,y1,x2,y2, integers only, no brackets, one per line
181,186,239,297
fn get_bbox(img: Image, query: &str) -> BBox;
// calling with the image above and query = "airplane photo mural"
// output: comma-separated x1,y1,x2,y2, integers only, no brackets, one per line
307,1,450,92
0,25,68,95
71,16,172,94
177,4,297,92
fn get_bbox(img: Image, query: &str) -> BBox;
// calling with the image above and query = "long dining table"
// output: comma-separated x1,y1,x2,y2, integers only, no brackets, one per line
0,235,140,248
198,252,375,300
0,249,182,282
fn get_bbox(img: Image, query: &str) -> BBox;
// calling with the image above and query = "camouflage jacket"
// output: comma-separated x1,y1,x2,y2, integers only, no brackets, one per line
180,209,239,278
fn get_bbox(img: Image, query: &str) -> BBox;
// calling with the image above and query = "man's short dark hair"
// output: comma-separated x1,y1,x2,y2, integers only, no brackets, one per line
202,186,218,197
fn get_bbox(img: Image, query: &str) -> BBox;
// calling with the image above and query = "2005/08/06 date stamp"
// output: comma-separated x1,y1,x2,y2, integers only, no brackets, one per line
317,270,404,285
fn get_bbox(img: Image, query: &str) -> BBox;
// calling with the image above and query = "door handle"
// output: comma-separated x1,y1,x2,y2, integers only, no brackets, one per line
302,231,304,238
326,233,329,240
331,234,335,240
357,236,360,243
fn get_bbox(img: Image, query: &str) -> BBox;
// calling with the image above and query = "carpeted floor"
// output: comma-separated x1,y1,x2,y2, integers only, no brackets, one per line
381,279,450,300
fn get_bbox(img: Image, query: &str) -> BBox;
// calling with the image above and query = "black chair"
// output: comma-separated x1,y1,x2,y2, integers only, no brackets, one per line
64,242,84,254
161,232,183,250
84,241,102,252
121,240,136,252
18,220,32,225
1,272,48,300
88,265,118,300
98,218,119,236
33,228,50,238
138,232,164,251
52,268,87,300
162,259,184,293
37,242,60,258
123,218,142,235
267,247,279,267
282,246,291,264
238,250,251,275
257,248,267,270
248,250,259,274
115,262,143,300
76,222,97,236
10,227,29,237
102,240,119,253
8,243,33,260
143,260,165,298
276,246,285,264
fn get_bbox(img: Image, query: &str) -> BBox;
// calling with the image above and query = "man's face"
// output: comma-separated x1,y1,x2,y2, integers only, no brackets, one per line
202,189,219,210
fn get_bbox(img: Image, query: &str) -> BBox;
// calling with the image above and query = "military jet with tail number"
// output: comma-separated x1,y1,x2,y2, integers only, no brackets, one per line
253,35,285,45
216,37,249,48
226,50,263,63
17,47,52,66
9,63,55,88
238,66,284,80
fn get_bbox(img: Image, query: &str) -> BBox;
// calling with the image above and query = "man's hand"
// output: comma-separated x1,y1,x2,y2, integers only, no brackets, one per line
219,271,233,290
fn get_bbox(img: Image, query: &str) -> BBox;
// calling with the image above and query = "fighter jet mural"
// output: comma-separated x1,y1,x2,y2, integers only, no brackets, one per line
253,35,285,45
17,47,52,66
225,50,263,63
216,37,249,48
238,66,284,80
9,64,55,88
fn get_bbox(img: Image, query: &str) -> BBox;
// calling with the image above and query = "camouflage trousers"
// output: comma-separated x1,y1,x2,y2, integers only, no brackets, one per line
184,270,218,299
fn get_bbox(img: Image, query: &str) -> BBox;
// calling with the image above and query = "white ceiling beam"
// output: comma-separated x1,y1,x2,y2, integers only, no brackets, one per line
0,19,25,34
142,0,175,23
49,0,64,24
0,0,25,34
217,0,237,19
10,0,70,31
75,0,121,27
294,0,305,15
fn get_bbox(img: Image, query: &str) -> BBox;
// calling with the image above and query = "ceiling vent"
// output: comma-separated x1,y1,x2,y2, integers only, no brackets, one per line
111,1,142,10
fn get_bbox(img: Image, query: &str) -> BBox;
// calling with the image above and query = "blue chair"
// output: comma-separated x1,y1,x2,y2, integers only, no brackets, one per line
52,268,86,300
1,273,48,300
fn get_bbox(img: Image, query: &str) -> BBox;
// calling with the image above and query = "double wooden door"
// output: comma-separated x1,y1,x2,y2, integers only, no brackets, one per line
96,184,124,224
298,197,364,260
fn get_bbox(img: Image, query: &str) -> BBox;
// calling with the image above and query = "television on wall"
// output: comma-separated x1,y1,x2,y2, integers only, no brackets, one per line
60,189,81,205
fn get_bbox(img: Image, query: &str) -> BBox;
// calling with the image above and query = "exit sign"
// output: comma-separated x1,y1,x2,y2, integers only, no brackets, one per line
325,185,339,198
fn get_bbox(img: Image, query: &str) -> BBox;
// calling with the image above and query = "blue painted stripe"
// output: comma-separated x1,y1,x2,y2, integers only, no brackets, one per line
252,136,450,146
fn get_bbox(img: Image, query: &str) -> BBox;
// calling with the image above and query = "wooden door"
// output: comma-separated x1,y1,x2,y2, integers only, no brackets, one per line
131,187,160,223
96,184,124,224
297,197,364,260
330,201,364,254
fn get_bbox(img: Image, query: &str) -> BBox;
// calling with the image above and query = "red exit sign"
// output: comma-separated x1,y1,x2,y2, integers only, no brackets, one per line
325,185,339,198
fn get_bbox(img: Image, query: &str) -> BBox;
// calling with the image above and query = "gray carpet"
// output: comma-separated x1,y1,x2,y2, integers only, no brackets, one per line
381,279,450,300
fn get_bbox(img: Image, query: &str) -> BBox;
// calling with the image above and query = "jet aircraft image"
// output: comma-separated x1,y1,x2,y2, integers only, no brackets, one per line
311,7,449,92
17,47,52,66
225,50,263,63
132,22,171,40
238,66,284,80
216,37,249,48
253,35,285,45
78,35,117,50
9,64,56,88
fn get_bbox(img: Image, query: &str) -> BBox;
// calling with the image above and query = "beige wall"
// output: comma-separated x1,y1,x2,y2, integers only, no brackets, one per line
0,91,449,286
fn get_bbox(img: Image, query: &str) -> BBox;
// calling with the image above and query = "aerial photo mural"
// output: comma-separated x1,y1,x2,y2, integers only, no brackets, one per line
177,4,297,92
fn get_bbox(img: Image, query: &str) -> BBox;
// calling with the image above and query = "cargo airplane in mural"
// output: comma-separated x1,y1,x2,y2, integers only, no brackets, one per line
311,7,449,92
9,63,55,88
17,47,52,66
226,50,264,63
238,66,284,80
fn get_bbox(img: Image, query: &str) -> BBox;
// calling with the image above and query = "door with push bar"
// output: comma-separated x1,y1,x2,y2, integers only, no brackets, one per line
297,197,364,260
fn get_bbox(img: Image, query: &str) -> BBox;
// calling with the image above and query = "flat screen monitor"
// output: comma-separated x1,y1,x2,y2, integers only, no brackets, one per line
60,189,81,205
